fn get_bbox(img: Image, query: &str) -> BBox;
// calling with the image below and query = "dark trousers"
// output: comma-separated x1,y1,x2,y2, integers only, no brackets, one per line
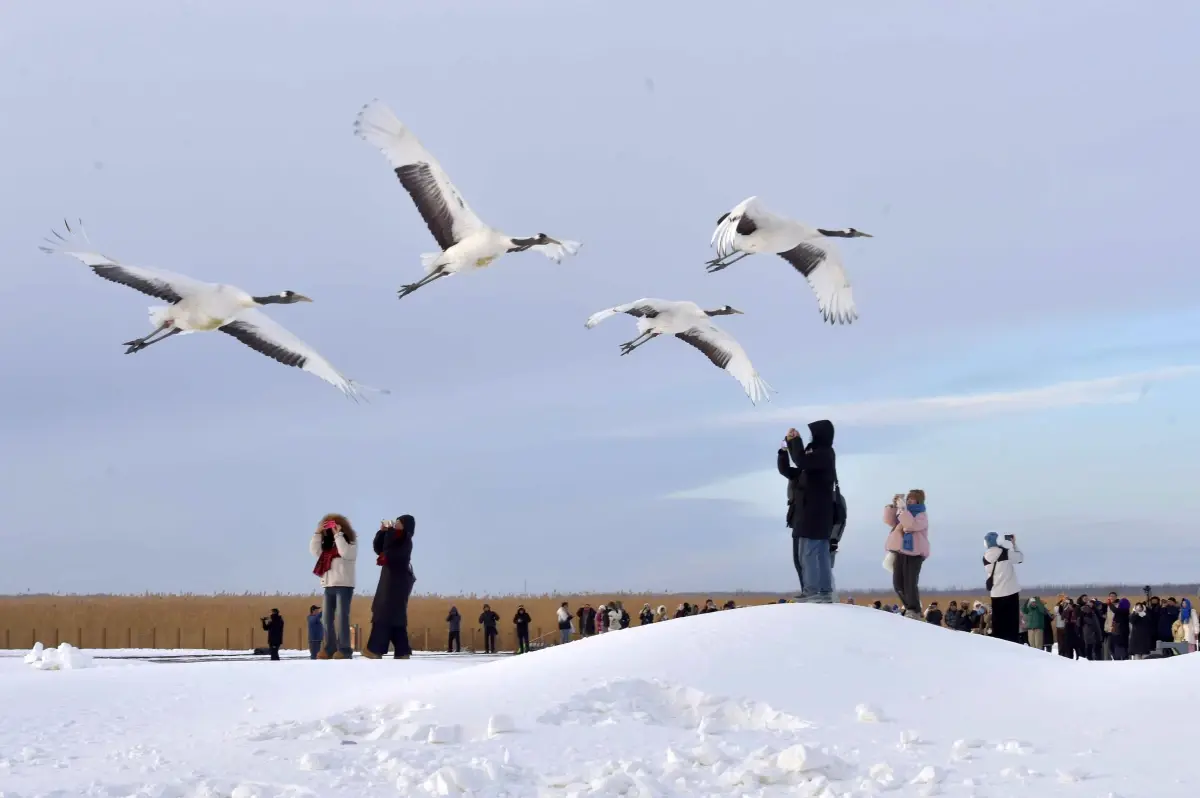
1085,642,1101,661
1111,641,1128,661
367,624,411,658
516,627,530,653
268,645,280,660
448,631,461,652
1055,628,1072,658
990,593,1021,643
483,628,497,653
892,553,923,613
309,641,322,659
791,536,804,591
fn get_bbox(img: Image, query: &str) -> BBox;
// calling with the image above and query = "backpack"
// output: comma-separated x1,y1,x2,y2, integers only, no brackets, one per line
830,482,847,543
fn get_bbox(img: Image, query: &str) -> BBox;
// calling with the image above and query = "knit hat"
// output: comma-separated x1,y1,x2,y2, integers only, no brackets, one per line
984,531,1000,549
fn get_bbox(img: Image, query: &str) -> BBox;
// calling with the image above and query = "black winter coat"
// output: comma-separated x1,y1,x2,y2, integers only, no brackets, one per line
1158,605,1179,641
262,613,284,646
372,516,415,629
777,420,837,540
1129,611,1155,656
926,609,943,626
513,610,531,631
480,610,500,630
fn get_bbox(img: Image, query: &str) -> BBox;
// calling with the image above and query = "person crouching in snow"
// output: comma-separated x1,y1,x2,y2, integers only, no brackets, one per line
882,490,930,618
364,515,416,659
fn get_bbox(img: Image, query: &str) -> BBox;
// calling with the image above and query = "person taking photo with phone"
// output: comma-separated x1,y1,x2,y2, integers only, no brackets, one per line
310,513,358,659
776,420,838,603
365,515,416,659
983,531,1024,643
882,490,930,619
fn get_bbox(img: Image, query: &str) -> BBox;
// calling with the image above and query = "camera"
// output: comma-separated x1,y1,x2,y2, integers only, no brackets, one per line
1143,585,1152,594
1003,534,1014,542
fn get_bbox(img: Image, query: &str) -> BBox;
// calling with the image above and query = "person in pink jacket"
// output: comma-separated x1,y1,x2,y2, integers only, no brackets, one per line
883,490,930,618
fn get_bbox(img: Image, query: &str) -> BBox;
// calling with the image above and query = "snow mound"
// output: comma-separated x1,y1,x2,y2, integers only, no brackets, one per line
7,603,1200,797
536,677,813,733
24,642,94,670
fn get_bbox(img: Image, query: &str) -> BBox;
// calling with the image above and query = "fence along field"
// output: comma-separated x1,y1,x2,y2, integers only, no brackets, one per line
1,587,1179,653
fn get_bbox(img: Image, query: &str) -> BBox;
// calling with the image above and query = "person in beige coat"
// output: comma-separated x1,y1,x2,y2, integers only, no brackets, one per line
310,513,358,659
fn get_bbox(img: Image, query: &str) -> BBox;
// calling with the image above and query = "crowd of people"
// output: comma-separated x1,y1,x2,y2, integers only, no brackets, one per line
855,593,1199,658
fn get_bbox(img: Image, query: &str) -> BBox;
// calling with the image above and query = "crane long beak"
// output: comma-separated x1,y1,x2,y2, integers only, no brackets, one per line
857,232,874,238
293,294,313,302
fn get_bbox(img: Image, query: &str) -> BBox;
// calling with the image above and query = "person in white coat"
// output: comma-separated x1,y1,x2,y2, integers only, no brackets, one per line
983,531,1023,643
310,514,358,659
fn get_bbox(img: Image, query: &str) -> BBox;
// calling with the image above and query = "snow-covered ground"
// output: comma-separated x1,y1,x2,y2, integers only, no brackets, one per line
2,603,1196,797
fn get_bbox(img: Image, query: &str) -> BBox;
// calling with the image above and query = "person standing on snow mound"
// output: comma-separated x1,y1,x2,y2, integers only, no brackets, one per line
983,531,1024,643
777,420,838,603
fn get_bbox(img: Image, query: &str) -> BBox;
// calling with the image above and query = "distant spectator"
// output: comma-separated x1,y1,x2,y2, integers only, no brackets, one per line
944,601,962,630
1179,598,1198,652
1129,602,1154,659
513,605,532,654
983,532,1023,643
596,603,610,633
479,604,500,653
1146,596,1162,643
556,602,574,644
1078,602,1104,660
700,599,719,614
723,600,737,610
261,609,284,660
617,602,630,629
924,601,943,626
654,605,667,622
883,490,930,619
872,600,883,610
1101,592,1119,659
970,601,990,635
1158,597,1180,644
310,513,358,660
639,604,654,625
306,605,323,659
1110,598,1131,660
365,515,416,660
674,603,687,619
579,604,596,636
447,606,462,653
1054,598,1073,658
1041,606,1054,652
1022,597,1049,651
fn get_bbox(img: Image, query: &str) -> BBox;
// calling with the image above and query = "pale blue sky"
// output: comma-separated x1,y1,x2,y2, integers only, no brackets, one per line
2,2,1198,595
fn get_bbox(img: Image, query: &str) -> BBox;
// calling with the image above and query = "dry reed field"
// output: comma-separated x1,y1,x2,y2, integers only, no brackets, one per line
0,590,1087,653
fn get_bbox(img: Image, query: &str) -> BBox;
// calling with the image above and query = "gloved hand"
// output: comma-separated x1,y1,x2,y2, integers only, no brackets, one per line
829,540,839,553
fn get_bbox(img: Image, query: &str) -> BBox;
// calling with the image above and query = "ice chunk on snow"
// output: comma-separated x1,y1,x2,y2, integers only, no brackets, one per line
298,751,332,770
26,642,93,670
426,724,461,744
487,713,515,737
855,703,881,723
1056,767,1086,783
777,743,828,773
911,765,942,784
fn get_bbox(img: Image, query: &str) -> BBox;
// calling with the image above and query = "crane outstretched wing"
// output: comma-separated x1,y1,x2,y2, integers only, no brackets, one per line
777,241,858,325
220,309,387,401
710,196,767,260
675,323,773,405
584,298,671,329
354,99,486,251
39,219,214,303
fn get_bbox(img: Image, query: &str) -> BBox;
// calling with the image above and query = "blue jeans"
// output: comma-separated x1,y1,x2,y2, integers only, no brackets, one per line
798,538,833,601
322,586,354,655
559,628,571,645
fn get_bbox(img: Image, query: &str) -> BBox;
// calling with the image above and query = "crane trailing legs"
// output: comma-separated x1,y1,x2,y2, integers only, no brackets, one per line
124,322,183,354
397,268,449,299
620,331,660,356
704,251,751,272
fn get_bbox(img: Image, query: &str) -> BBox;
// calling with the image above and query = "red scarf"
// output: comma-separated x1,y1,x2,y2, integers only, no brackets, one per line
314,545,341,577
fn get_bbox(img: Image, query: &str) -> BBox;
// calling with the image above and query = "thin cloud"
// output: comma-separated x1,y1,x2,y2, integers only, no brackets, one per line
730,365,1200,427
608,365,1200,438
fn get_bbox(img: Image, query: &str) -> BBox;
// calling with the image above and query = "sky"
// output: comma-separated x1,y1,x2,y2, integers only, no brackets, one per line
2,1,1199,596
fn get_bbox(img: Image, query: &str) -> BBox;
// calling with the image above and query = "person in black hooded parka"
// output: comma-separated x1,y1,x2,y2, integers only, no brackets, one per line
365,515,415,659
776,420,837,603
